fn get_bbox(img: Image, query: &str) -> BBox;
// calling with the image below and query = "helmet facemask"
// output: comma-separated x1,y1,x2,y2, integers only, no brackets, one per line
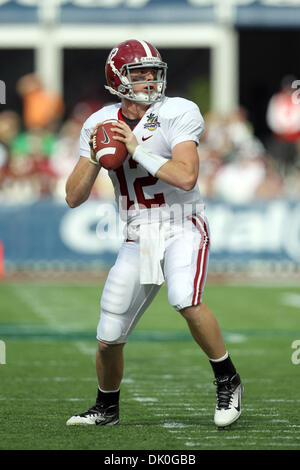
106,60,167,104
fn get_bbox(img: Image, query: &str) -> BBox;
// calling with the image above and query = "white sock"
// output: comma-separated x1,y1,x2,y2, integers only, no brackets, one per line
98,386,120,393
209,351,229,363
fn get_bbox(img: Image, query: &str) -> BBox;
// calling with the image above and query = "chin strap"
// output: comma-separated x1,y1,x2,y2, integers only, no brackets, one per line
104,85,119,97
104,85,162,104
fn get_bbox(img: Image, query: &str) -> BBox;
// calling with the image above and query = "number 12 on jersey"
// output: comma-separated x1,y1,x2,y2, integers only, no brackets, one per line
115,157,165,209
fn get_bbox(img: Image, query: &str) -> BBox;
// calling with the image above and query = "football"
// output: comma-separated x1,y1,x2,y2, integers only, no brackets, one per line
92,119,128,170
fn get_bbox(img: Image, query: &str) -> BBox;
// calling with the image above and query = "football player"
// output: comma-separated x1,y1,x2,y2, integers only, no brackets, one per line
65,39,243,428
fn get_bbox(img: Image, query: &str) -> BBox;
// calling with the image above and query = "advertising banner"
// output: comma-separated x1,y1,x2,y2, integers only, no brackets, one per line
0,0,39,23
59,0,215,24
0,1,299,26
1,199,300,269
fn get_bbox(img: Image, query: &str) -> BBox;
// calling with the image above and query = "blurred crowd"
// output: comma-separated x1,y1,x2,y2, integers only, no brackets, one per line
1,73,300,205
198,75,300,203
0,73,113,203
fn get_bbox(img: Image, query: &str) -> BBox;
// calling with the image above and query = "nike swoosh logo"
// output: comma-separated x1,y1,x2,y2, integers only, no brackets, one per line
101,127,110,144
142,136,153,141
234,390,241,412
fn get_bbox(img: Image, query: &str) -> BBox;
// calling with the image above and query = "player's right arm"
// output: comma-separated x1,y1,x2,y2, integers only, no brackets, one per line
65,156,101,208
65,124,101,208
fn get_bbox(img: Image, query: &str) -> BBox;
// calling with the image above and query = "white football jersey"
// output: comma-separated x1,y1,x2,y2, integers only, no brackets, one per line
80,96,205,224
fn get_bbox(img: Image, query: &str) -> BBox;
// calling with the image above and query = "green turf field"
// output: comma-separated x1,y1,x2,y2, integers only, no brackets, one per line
0,280,300,450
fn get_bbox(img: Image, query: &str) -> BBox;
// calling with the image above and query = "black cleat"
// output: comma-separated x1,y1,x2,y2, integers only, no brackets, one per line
66,402,119,426
213,373,244,428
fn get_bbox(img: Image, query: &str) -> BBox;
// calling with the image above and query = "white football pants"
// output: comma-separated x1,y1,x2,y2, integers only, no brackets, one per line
97,213,210,344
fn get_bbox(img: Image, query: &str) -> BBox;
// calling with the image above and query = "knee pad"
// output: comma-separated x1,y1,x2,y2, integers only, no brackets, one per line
101,265,137,315
97,265,138,343
168,287,194,312
97,310,125,343
166,265,193,311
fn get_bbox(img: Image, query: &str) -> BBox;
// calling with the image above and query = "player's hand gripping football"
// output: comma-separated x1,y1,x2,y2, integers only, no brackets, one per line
111,121,139,156
89,124,101,166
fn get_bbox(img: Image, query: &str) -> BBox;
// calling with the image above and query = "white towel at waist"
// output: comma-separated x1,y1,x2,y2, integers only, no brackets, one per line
127,222,165,285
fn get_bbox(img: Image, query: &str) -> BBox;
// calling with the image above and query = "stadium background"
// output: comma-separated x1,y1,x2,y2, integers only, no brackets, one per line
0,0,300,452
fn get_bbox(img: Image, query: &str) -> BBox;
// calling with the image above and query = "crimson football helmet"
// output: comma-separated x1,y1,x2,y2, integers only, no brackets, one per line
105,39,167,104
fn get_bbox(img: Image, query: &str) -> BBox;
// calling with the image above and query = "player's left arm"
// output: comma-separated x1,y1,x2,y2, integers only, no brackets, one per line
112,119,200,191
155,141,199,191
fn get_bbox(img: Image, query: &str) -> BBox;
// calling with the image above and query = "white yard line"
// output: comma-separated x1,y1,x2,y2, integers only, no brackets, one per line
280,292,300,308
15,285,64,329
14,285,90,331
75,341,96,357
